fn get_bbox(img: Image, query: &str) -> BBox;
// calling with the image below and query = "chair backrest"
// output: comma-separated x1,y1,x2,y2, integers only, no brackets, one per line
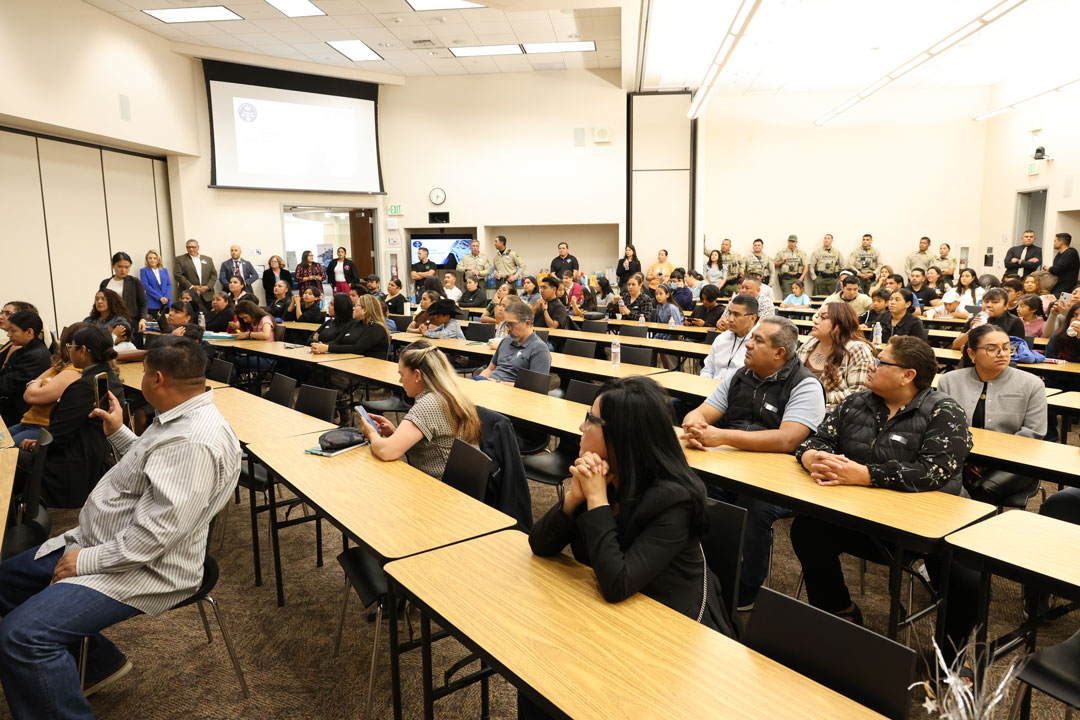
442,439,491,500
565,379,600,406
513,368,550,395
581,319,608,334
273,322,286,341
389,314,411,331
207,358,234,384
533,328,549,344
464,322,495,342
704,330,719,345
264,373,297,408
19,428,53,523
702,498,746,619
744,588,917,720
620,345,653,367
618,324,649,338
295,384,337,422
562,339,597,359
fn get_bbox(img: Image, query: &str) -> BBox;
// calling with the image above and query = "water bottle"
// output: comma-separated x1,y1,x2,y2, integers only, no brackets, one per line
668,315,676,329
197,312,206,330
872,322,882,346
402,300,411,316
610,336,621,366
1068,321,1079,338
977,310,989,327
638,312,647,325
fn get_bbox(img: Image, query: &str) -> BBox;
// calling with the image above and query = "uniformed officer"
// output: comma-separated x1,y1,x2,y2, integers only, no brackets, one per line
850,233,881,294
809,234,845,296
935,242,957,283
744,239,771,287
903,236,935,282
718,238,742,297
774,234,808,298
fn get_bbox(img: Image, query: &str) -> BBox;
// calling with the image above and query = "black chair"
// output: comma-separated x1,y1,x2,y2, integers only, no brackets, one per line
581,319,608,334
442,439,492,500
464,322,495,342
522,381,598,499
702,499,746,619
388,314,411,331
534,328,549,344
207,358,234,385
619,324,649,338
263,373,297,408
1007,628,1080,720
512,369,553,455
704,330,719,345
744,588,916,720
1,429,54,561
513,368,551,396
294,384,337,423
562,339,597,359
620,345,654,367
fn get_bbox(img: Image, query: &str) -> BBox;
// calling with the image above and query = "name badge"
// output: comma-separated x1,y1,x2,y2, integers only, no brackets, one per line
889,433,907,444
763,402,778,413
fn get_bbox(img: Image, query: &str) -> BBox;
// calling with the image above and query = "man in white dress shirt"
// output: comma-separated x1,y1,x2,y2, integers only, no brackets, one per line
702,294,759,380
0,337,240,718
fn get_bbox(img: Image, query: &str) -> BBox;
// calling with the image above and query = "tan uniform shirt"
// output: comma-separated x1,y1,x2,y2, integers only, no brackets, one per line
810,248,845,277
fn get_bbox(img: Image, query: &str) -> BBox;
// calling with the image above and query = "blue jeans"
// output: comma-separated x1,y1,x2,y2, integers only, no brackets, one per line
6,423,42,445
709,486,792,605
0,546,141,720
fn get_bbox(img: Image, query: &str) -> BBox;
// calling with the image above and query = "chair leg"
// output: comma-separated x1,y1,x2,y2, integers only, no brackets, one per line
364,602,384,720
905,573,914,646
333,577,350,657
196,599,213,643
79,636,89,692
205,595,250,699
859,558,867,595
794,571,804,600
214,504,229,555
316,516,324,568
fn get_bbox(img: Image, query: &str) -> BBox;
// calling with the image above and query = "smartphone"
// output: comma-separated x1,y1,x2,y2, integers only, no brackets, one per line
1060,292,1072,305
284,343,305,349
353,405,377,430
94,372,109,412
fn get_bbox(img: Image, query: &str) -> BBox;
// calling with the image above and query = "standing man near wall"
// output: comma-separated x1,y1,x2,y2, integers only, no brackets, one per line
1046,232,1079,295
851,234,881,295
809,234,845,296
175,239,216,312
936,242,957,284
549,242,579,279
218,245,259,295
460,240,491,279
745,239,771,289
903,237,934,282
492,235,525,283
717,238,743,298
774,235,808,298
1005,230,1042,278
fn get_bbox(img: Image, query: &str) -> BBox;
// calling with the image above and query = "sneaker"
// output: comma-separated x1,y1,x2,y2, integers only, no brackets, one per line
83,659,133,698
736,600,755,612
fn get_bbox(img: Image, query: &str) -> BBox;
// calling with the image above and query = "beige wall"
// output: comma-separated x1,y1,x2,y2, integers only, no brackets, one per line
483,224,620,280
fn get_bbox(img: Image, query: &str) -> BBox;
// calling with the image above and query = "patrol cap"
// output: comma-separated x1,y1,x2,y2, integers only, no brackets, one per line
787,234,798,242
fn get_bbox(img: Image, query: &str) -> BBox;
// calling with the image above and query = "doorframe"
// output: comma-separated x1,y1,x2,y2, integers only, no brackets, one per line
279,203,382,282
1013,186,1049,247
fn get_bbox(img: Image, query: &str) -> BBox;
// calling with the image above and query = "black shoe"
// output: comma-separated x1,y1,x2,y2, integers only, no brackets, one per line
835,603,863,626
83,658,133,697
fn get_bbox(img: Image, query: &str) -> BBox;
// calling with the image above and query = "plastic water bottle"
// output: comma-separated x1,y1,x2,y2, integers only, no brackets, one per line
611,336,621,366
198,312,206,330
402,300,411,316
977,310,989,327
668,315,676,329
638,312,647,325
1068,321,1079,338
872,322,882,346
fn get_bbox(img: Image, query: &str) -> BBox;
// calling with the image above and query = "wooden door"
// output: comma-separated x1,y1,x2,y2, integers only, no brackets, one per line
349,209,375,278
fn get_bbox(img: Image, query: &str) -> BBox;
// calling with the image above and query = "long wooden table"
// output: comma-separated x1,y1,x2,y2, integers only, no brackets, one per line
650,369,723,400
115,360,228,390
0,448,17,551
968,427,1080,486
210,339,363,363
387,530,888,720
211,387,337,444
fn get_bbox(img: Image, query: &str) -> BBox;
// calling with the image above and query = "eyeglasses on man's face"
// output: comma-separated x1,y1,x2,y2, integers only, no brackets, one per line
871,357,908,370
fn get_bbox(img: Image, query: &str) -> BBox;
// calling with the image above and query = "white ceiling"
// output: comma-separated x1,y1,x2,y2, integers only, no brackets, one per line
83,0,622,76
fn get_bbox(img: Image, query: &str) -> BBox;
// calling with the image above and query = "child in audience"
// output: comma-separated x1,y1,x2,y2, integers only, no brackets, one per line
780,280,812,307
859,288,891,326
652,284,684,337
1016,294,1046,338
933,289,964,319
230,301,275,341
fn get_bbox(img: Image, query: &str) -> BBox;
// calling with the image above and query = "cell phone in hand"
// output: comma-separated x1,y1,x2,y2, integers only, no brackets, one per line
1061,292,1072,305
94,372,110,412
354,405,377,430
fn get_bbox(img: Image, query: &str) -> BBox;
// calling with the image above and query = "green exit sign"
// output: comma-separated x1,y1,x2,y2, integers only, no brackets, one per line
388,204,403,216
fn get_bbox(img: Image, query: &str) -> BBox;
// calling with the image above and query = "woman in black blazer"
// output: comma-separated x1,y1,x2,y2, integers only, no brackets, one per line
0,311,54,426
326,247,361,295
615,244,642,290
288,286,326,324
311,293,354,345
311,295,390,357
99,251,148,331
261,254,293,301
203,293,235,332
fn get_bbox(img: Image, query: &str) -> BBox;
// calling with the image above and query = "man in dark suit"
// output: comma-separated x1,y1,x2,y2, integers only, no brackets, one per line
1046,232,1080,295
218,244,260,297
174,239,216,310
1004,229,1042,277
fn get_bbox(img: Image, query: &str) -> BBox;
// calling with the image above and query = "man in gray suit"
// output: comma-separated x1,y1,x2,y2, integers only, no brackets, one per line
175,239,216,311
218,244,260,296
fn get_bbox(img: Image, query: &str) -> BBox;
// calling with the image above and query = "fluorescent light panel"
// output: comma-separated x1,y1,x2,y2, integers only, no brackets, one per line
449,44,521,57
143,6,242,23
326,39,382,62
522,41,596,54
263,0,324,18
973,77,1080,120
405,0,484,10
686,0,764,120
982,0,1026,22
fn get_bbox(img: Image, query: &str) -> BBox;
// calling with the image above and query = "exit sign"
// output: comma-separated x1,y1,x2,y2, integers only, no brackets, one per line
388,204,403,216
1028,161,1040,176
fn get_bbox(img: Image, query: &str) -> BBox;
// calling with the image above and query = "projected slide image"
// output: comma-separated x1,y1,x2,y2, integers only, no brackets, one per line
233,96,357,179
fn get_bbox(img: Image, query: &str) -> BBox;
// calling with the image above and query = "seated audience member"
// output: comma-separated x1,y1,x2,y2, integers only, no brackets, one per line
312,295,391,357
879,288,927,342
17,325,125,508
653,284,685,335
686,284,725,328
817,275,873,321
525,375,736,719
682,317,825,610
365,274,385,302
923,266,946,304
1002,278,1024,314
955,267,984,313
178,289,197,307
867,265,895,297
229,301,275,341
158,301,204,342
683,270,705,305
492,296,510,339
780,279,812,308
480,283,515,324
225,276,258,307
443,272,463,302
406,291,441,334
203,292,234,332
884,273,920,310
939,324,1046,503
360,340,480,479
475,300,551,383
0,302,41,368
458,275,486,308
607,272,654,321
594,276,617,308
348,283,368,307
536,276,571,330
421,299,465,339
1043,285,1080,338
99,251,148,332
907,268,937,308
860,288,892,326
109,324,143,363
287,286,326,324
749,272,776,306
384,278,406,316
797,302,875,411
0,311,55,426
701,295,758,380
568,284,598,320
1016,294,1046,338
932,289,965,319
84,289,132,334
421,275,446,299
1046,302,1080,361
720,277,775,328
7,323,85,445
561,270,583,306
310,293,354,345
519,276,541,308
1022,273,1054,317
0,336,240,718
950,288,1023,350
790,335,977,662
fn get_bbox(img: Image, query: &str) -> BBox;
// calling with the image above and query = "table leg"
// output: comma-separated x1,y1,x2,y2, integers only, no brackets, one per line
973,566,993,688
248,459,262,587
422,613,435,720
389,582,403,720
267,471,285,607
933,548,952,660
887,544,905,640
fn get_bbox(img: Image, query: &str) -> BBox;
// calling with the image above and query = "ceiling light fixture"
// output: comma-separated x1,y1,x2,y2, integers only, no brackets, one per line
263,0,324,18
326,39,383,62
143,6,242,22
405,0,485,10
522,41,596,54
686,0,763,120
973,76,1080,120
448,44,522,57
814,0,1029,126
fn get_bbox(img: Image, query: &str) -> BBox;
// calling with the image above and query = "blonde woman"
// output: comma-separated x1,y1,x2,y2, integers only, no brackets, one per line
262,254,292,301
141,250,172,316
359,340,481,479
312,294,390,357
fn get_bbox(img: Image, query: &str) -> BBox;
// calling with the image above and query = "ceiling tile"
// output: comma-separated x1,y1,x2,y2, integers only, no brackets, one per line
467,20,513,36
563,52,585,70
273,30,322,43
594,39,620,51
432,26,478,46
83,0,131,11
398,64,435,76
474,32,518,45
528,54,565,71
412,47,453,60
182,24,232,37
311,0,370,14
459,55,499,74
375,11,424,27
308,28,358,41
457,8,506,24
251,17,300,32
222,3,283,20
504,10,550,22
146,25,197,41
356,0,411,12
491,54,533,73
211,20,265,33
388,25,440,41
378,49,419,61
508,21,555,44
425,57,467,75
238,32,284,45
417,9,463,26
291,15,342,29
334,13,382,28
111,10,160,26
351,26,400,45
205,36,257,51
121,0,179,9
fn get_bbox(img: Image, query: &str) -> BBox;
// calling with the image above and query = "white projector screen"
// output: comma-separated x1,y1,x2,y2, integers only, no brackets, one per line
204,61,383,194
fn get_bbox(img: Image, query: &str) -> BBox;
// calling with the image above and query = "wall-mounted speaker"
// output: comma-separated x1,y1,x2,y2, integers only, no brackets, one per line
593,126,613,144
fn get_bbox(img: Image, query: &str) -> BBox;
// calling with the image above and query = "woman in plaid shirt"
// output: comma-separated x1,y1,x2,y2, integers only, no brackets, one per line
294,250,327,293
796,301,875,411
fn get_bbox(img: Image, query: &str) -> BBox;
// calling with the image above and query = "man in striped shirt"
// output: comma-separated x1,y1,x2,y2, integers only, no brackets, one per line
0,337,240,718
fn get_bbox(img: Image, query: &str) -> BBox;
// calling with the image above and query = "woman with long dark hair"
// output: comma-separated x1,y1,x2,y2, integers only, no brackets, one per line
326,246,360,294
311,293,354,345
226,276,258,307
615,244,641,290
955,267,984,314
312,294,391,357
1046,302,1080,362
0,311,54,426
703,249,724,286
294,250,327,293
796,301,875,411
287,286,325,324
99,251,147,332
84,289,132,334
880,288,927,342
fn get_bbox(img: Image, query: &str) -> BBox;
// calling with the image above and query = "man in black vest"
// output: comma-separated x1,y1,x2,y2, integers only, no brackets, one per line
790,335,977,662
682,317,825,611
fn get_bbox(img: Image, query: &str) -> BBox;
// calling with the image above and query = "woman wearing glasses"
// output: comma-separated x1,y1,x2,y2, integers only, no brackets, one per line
938,324,1046,505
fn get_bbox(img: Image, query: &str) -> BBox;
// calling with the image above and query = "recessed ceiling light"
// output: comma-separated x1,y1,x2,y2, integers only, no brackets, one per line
427,51,439,56
326,39,382,61
406,0,485,10
523,41,596,54
263,0,324,18
143,6,242,23
449,44,522,57
378,42,393,48
568,33,582,39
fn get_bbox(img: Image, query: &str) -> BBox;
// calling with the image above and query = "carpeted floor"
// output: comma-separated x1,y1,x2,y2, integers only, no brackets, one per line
1,469,1077,719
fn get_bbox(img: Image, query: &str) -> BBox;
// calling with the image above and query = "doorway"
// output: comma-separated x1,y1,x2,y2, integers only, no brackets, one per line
282,206,378,280
1015,189,1048,247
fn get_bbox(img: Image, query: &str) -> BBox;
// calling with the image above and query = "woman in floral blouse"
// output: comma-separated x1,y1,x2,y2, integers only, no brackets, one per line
796,301,875,411
294,250,327,293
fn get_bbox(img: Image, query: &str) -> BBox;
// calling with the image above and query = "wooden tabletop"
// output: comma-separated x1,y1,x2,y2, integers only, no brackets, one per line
650,371,722,400
1047,391,1080,412
0,448,17,551
283,321,322,331
246,433,515,561
386,530,888,720
321,355,403,386
606,318,711,335
968,427,1080,485
684,446,994,544
211,387,337,444
210,339,363,363
115,360,228,390
947,510,1080,594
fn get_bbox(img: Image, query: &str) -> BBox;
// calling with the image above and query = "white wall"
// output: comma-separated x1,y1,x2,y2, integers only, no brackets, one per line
483,224,620,279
